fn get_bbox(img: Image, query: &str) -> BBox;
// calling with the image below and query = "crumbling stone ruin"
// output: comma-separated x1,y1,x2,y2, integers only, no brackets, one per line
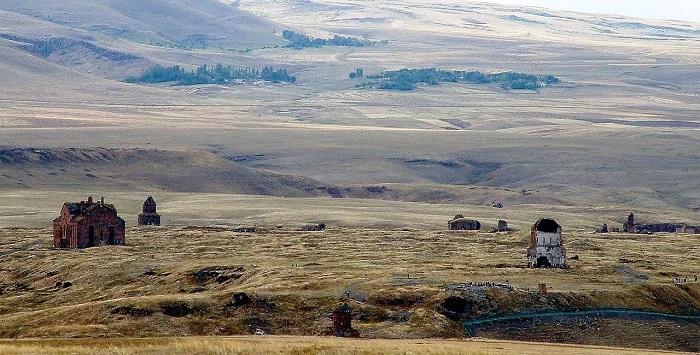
137,196,160,226
527,218,567,268
53,196,125,248
638,223,680,234
596,223,609,233
623,213,636,233
448,214,481,230
678,223,699,234
489,219,513,233
301,223,326,231
621,213,699,234
329,303,359,338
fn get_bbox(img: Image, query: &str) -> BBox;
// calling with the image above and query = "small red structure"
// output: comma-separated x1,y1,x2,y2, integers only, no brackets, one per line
330,303,359,337
138,196,161,226
53,196,125,249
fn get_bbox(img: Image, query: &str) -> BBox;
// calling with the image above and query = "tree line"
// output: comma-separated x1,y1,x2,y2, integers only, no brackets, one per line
356,68,559,91
282,30,385,49
124,64,296,85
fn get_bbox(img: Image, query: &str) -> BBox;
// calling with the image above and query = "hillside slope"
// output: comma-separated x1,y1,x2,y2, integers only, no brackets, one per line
0,0,283,50
0,147,321,197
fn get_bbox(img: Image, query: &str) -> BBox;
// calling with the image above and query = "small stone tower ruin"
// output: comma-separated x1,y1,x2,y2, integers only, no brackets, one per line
527,218,567,268
330,303,359,337
623,213,636,233
137,196,161,226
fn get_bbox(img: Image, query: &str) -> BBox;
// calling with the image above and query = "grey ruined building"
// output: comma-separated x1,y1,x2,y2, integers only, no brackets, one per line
448,214,481,230
490,219,512,233
137,196,160,226
621,213,699,234
527,218,567,268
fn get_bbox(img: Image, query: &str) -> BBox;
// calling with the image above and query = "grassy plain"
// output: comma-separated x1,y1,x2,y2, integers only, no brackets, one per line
0,223,698,349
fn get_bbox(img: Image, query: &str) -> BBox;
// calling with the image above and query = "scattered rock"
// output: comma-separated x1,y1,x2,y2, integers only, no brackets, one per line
596,223,609,233
300,223,326,231
191,266,244,284
111,306,153,317
160,300,199,317
190,286,207,293
233,226,257,233
231,292,252,307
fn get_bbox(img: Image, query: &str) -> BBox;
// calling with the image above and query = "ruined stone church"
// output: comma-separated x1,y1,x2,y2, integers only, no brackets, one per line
138,196,161,226
53,196,125,248
527,218,567,268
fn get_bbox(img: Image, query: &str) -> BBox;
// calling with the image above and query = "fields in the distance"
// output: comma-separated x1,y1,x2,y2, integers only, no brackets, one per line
2,0,700,213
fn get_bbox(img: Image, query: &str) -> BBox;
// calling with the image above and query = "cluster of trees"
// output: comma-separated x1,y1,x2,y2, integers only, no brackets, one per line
282,30,384,49
362,68,559,91
124,64,296,85
174,34,208,50
348,68,364,78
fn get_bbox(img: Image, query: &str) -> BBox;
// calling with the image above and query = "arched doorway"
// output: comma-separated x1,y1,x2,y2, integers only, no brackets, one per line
536,255,551,268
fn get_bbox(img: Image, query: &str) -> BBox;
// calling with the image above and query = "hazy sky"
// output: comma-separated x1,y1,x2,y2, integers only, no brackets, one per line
482,0,700,23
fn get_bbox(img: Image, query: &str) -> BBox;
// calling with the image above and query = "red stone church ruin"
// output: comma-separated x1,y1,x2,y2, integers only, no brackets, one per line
53,196,125,248
330,303,359,337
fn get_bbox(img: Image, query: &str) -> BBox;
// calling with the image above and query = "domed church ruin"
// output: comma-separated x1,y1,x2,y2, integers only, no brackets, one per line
138,196,161,226
527,218,567,268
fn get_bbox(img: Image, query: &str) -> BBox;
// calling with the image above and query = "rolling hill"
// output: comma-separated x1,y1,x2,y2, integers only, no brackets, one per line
1,0,699,212
0,0,283,50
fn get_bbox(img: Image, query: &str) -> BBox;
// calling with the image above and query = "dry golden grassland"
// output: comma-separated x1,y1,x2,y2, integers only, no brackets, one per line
0,220,698,340
0,336,687,355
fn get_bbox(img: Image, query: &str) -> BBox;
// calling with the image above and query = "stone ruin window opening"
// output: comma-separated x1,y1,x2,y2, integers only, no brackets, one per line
88,226,95,247
536,255,552,267
109,226,115,245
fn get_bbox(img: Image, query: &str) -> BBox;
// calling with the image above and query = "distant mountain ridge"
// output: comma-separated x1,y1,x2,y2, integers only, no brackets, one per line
0,0,283,49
